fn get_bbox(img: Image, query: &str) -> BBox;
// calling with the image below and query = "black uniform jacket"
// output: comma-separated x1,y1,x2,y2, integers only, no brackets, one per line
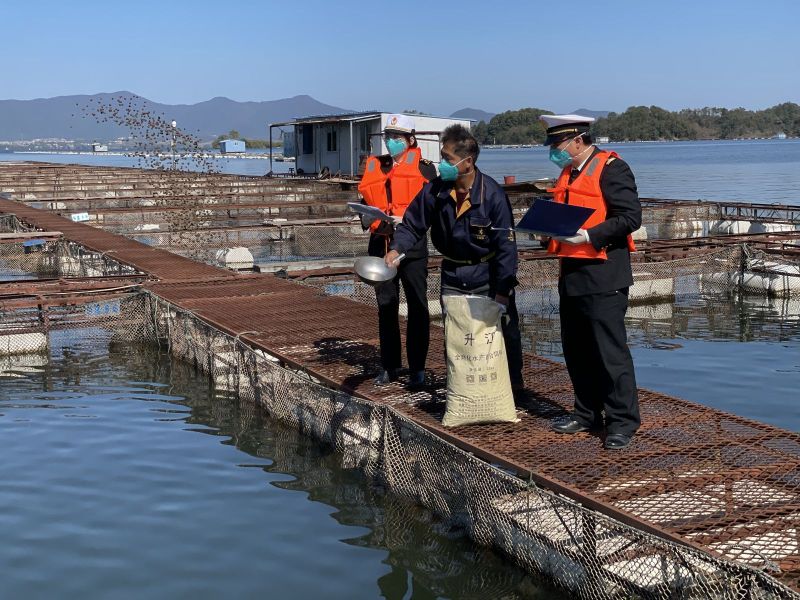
391,169,519,296
560,148,642,296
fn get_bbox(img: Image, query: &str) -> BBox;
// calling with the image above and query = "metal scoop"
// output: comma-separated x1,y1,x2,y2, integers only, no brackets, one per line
353,254,405,286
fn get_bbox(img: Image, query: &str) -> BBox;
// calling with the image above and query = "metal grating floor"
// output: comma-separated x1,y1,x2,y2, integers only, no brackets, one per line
3,195,800,592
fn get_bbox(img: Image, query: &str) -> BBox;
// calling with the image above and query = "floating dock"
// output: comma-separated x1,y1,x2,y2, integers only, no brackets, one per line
2,162,800,598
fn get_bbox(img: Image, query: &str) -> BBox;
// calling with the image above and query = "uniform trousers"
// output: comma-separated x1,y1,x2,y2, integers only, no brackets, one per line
441,282,524,387
559,288,640,436
374,255,430,372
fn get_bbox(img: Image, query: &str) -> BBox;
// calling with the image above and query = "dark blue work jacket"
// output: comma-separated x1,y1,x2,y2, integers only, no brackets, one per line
391,169,519,295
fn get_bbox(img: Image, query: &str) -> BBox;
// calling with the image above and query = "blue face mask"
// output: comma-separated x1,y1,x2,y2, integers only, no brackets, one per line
439,156,468,181
549,147,573,169
386,138,408,157
549,135,582,169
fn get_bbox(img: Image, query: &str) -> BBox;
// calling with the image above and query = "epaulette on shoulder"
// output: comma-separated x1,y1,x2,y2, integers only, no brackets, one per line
606,156,617,164
420,158,433,165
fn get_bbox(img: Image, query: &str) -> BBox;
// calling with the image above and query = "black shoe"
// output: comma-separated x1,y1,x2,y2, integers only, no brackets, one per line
374,369,397,385
552,418,592,434
408,370,425,388
604,433,634,450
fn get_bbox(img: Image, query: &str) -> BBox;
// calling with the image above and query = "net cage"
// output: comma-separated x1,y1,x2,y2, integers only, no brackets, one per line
301,245,749,313
0,238,142,281
3,169,800,598
15,176,800,273
0,288,796,600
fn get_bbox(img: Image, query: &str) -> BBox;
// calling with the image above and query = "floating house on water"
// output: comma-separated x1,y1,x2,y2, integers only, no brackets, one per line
268,112,471,177
91,143,108,152
219,139,246,154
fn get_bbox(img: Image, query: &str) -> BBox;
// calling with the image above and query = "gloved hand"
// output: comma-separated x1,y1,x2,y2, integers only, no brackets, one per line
390,215,403,225
554,228,590,245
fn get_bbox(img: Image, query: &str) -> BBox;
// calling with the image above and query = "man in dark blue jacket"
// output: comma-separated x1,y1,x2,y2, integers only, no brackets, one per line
384,124,523,389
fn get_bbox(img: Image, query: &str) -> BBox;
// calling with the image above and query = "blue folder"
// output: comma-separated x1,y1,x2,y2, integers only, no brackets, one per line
515,200,595,237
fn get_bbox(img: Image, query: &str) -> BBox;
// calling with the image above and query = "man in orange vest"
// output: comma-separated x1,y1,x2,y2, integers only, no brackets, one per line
358,114,436,387
539,114,642,450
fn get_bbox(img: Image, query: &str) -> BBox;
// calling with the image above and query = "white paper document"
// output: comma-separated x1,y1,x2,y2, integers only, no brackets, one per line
347,202,394,223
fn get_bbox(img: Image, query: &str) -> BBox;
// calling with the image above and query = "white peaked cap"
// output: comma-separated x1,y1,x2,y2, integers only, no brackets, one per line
384,114,416,133
540,114,596,145
539,113,596,128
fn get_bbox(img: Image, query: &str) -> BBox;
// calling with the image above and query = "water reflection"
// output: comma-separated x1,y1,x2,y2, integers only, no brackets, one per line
3,292,799,596
519,292,800,358
1,333,563,599
159,355,563,600
516,292,800,431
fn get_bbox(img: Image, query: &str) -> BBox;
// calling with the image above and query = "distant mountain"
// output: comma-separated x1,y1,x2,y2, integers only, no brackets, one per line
0,92,349,141
572,108,611,119
450,108,496,123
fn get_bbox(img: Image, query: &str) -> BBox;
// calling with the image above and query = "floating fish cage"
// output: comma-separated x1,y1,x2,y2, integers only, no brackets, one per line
0,286,794,599
301,245,756,319
0,238,141,281
4,165,800,598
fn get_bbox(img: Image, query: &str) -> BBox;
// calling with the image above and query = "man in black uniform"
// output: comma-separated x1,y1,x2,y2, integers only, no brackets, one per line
358,114,437,387
384,124,524,389
539,114,642,450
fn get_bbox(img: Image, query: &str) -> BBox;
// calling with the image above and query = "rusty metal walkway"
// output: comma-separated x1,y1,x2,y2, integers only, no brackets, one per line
3,196,800,593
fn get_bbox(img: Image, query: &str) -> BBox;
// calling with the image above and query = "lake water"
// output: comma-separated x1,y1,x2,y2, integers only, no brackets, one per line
3,137,799,202
479,138,800,203
0,331,564,599
521,292,800,431
1,296,797,598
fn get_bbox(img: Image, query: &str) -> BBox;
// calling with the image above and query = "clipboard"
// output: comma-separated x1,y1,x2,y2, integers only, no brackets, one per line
347,202,394,223
515,200,595,237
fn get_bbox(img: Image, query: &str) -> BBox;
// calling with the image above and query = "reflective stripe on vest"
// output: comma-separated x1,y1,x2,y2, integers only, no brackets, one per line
357,147,428,233
545,150,636,260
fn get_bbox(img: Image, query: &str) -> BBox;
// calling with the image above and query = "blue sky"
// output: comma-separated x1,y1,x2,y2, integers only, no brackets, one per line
3,0,798,115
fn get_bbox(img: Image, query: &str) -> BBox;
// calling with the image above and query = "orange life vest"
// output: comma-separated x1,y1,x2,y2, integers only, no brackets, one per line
546,150,637,260
358,147,427,233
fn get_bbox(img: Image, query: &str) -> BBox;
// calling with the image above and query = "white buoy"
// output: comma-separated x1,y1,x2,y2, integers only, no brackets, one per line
742,260,800,296
710,220,751,235
630,272,675,301
748,222,796,234
667,220,705,237
0,332,48,356
215,247,254,270
699,271,740,292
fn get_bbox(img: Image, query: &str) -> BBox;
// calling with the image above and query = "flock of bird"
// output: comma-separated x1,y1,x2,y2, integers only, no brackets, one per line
76,94,227,255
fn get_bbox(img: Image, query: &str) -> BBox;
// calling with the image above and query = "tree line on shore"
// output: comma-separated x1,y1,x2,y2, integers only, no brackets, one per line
470,103,799,145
